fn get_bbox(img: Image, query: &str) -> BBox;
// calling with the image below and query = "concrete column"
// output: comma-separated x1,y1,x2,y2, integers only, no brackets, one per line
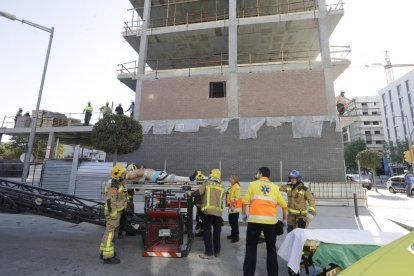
317,0,336,115
45,131,55,160
134,0,151,120
228,0,239,118
68,144,80,195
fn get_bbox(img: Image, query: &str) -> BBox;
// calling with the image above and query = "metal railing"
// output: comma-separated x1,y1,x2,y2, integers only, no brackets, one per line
117,46,351,77
123,0,344,32
308,182,367,207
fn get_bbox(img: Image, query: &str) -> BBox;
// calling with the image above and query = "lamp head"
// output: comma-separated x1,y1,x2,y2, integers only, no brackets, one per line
0,10,17,21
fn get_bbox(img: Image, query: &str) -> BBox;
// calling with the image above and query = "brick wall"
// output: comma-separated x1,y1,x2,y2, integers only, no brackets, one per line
139,69,327,119
116,120,345,182
239,70,328,117
141,75,228,120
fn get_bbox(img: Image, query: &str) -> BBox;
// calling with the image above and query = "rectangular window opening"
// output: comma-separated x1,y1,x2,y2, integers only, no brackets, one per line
209,82,226,98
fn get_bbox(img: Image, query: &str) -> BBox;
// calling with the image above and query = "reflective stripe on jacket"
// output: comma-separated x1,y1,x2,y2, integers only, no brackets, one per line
279,182,315,216
198,179,225,217
104,179,127,218
242,178,287,224
227,183,242,214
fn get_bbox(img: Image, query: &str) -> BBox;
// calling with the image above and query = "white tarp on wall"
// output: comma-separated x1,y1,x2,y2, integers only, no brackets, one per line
139,116,339,139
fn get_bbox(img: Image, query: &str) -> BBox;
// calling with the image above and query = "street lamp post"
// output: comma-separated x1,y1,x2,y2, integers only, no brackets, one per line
0,11,54,183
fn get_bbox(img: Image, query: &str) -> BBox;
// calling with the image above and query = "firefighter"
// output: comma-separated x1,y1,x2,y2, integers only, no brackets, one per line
242,167,287,276
194,193,204,237
279,170,316,233
226,175,242,243
187,169,225,260
83,101,93,126
99,164,128,264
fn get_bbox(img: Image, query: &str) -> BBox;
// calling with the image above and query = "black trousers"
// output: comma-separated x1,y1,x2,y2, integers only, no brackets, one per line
202,214,222,255
228,212,239,238
243,222,278,276
84,112,92,125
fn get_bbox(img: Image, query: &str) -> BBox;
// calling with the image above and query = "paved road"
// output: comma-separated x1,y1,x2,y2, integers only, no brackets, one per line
0,213,292,276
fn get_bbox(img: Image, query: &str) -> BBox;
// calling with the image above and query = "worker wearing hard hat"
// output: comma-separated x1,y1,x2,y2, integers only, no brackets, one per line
83,101,93,126
14,108,23,127
99,102,112,118
115,103,124,115
99,164,129,264
187,169,225,260
126,100,135,118
279,170,316,233
242,167,287,276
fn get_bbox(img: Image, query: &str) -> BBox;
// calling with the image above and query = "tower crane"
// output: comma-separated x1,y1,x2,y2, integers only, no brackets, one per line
365,51,414,84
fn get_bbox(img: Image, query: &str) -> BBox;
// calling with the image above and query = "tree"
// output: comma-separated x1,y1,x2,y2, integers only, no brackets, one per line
3,136,48,160
356,149,383,191
344,138,366,170
384,139,408,164
91,114,143,164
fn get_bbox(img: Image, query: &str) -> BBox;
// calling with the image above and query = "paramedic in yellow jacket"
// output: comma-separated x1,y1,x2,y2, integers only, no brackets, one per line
279,169,316,233
242,167,287,276
187,169,225,260
226,175,242,243
99,164,128,264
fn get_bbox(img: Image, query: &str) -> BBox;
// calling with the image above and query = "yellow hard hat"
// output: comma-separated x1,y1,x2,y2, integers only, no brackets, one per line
111,164,126,180
209,169,221,180
126,163,137,172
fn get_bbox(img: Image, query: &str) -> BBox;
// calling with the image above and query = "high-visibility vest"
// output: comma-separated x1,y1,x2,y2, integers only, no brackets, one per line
336,95,347,106
242,178,287,224
84,105,93,112
228,183,242,214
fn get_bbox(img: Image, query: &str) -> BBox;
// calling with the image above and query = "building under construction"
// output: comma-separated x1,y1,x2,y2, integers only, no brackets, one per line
117,0,350,181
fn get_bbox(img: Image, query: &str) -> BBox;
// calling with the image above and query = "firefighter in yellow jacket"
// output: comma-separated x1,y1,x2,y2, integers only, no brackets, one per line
279,169,315,233
226,175,242,243
242,167,287,276
187,169,225,260
99,164,128,264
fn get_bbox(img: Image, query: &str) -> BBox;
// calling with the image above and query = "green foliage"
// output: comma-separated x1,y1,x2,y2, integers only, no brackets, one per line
344,138,366,169
2,136,48,160
91,115,142,162
0,144,5,155
383,140,408,164
356,149,383,172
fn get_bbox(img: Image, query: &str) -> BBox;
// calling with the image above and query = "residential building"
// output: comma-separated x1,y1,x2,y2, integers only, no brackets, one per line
342,96,385,151
379,69,414,144
116,0,350,181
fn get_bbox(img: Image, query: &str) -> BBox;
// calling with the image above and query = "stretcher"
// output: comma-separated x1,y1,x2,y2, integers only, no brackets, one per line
278,229,405,275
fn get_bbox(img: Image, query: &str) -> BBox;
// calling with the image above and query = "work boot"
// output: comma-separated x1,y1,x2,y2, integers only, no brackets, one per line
103,257,120,264
199,254,214,260
214,252,220,258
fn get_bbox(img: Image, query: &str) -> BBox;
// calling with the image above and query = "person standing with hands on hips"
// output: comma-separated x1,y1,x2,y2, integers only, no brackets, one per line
242,167,287,276
226,175,242,243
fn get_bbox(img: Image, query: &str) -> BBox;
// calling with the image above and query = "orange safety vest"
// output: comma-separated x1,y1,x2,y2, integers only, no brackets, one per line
242,177,287,224
227,183,242,214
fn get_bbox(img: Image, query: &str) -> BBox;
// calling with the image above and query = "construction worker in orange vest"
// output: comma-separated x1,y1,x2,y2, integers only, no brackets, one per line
99,164,128,264
226,175,242,243
187,169,225,260
242,167,287,276
336,90,352,115
279,170,315,233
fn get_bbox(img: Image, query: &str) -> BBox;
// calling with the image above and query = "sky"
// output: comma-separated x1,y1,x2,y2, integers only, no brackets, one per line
1,0,414,127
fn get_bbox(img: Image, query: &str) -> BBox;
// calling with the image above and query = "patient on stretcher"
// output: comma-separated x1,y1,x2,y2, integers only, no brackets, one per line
125,164,206,184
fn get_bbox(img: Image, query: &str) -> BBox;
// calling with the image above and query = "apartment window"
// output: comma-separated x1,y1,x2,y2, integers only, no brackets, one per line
387,129,391,140
363,112,368,115
411,107,414,121
374,102,377,106
408,93,412,105
388,90,392,102
364,121,370,125
375,131,380,134
361,103,367,106
384,106,387,116
366,141,372,144
399,97,403,108
406,80,410,92
382,93,386,103
209,82,226,98
390,102,394,113
372,121,379,125
397,84,402,97
376,141,382,144
385,118,389,127
372,111,378,115
365,131,371,135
